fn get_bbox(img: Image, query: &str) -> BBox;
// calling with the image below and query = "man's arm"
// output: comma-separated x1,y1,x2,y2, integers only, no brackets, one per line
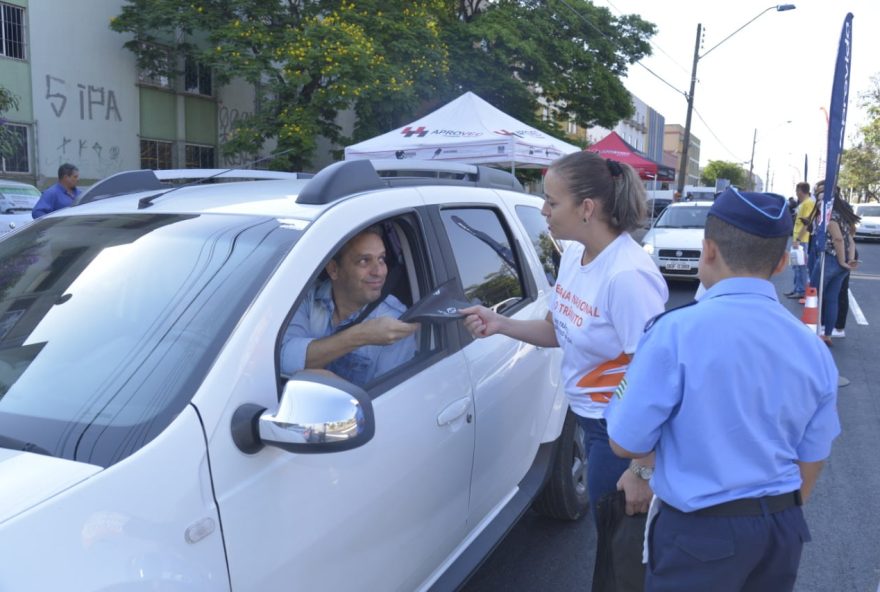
31,190,54,219
305,316,417,370
796,460,824,503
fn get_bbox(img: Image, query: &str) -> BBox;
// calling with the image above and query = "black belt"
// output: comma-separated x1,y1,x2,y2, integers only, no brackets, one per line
662,491,802,517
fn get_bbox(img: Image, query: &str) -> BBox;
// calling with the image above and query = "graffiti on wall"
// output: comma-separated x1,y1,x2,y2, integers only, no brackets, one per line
218,105,255,167
42,74,125,179
45,75,123,121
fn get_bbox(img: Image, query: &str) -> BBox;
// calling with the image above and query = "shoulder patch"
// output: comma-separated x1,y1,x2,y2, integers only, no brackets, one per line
643,299,698,333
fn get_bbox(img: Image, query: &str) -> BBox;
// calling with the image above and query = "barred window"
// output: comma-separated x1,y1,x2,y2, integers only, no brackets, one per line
1,123,28,173
184,57,212,96
185,144,215,168
140,139,173,170
1,2,26,60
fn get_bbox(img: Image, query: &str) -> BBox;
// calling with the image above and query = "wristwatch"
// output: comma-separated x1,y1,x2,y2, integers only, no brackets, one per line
630,463,654,480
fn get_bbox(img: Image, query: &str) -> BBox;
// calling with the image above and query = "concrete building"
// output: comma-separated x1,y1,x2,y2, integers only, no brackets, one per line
0,0,273,187
664,123,701,188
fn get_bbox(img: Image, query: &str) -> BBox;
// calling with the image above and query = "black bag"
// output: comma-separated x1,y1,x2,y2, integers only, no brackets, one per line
591,490,647,592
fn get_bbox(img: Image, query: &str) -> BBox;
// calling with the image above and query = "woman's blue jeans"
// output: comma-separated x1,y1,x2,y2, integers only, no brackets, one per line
575,415,631,528
810,255,849,336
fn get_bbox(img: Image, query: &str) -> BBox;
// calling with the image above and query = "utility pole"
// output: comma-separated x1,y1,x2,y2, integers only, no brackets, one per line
677,23,701,196
765,159,771,192
747,128,757,191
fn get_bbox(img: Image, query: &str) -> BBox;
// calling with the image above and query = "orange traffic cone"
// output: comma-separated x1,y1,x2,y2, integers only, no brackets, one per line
801,286,819,332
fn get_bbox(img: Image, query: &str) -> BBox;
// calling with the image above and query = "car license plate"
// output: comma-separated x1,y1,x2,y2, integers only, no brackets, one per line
666,262,691,271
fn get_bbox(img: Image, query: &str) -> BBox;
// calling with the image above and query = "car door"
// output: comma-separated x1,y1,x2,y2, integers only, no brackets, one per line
198,195,477,591
421,188,559,526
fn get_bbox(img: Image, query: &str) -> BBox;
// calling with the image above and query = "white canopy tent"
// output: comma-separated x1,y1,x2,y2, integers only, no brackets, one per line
344,91,580,171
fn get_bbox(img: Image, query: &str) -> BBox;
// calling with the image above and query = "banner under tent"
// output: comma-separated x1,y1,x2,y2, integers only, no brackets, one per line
344,91,581,173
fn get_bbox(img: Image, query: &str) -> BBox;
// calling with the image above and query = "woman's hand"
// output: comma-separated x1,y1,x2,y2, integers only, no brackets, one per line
460,305,505,339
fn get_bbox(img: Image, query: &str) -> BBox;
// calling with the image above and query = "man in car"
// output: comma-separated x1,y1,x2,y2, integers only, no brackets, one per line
32,163,81,218
280,225,418,387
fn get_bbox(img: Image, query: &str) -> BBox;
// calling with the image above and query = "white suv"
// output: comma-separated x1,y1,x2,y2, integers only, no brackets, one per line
0,160,587,591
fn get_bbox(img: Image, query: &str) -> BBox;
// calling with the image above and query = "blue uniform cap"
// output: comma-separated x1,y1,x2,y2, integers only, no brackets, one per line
708,188,793,238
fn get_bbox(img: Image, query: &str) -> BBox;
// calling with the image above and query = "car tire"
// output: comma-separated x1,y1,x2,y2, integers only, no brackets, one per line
533,410,589,521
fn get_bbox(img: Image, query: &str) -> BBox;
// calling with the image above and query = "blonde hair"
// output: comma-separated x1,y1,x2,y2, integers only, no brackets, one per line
548,151,646,232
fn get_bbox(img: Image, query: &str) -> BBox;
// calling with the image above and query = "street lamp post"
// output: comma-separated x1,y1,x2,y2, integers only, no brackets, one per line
676,4,797,195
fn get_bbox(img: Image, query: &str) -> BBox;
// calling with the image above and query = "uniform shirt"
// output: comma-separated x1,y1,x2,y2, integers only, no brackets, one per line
793,196,815,243
280,280,416,387
551,233,667,419
32,183,80,219
606,277,840,512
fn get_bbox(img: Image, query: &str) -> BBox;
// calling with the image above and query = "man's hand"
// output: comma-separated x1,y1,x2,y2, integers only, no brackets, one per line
355,316,419,346
617,467,653,515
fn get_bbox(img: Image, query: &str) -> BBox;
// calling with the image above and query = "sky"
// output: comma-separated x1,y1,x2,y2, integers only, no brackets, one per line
590,0,880,193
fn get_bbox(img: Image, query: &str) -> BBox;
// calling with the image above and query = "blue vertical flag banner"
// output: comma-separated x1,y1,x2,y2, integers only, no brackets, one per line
816,12,853,252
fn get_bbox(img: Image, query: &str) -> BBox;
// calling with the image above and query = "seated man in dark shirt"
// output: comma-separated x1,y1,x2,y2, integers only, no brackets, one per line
280,225,418,386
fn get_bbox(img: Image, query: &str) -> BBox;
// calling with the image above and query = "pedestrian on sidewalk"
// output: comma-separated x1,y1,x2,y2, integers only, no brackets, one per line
32,163,81,218
808,185,859,346
606,188,840,592
785,182,814,299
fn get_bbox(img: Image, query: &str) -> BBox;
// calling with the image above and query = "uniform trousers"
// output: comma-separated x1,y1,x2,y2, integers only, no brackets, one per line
646,503,810,592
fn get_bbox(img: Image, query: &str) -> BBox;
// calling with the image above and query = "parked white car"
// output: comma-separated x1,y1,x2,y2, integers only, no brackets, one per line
0,179,39,236
641,202,711,279
0,161,586,591
854,203,880,240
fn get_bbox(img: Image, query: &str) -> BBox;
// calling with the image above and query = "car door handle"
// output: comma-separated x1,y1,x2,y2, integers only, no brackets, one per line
437,397,471,426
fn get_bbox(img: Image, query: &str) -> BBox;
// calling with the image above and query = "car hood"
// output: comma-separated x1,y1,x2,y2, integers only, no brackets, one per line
643,227,705,249
857,215,880,225
0,448,101,525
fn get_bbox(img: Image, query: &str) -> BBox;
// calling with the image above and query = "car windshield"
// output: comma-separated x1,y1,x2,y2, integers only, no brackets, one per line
0,185,40,213
654,206,711,228
0,213,300,467
857,206,880,217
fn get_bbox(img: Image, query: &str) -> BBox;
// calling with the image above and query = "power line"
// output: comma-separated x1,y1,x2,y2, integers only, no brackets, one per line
692,106,748,163
554,0,686,99
601,0,692,77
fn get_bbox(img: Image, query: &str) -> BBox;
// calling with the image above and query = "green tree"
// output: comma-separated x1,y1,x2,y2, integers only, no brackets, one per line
438,0,655,135
700,160,747,188
841,74,880,202
0,86,20,163
111,0,449,170
111,0,656,168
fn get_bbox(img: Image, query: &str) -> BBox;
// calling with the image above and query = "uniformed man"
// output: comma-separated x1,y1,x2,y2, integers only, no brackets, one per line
605,188,840,592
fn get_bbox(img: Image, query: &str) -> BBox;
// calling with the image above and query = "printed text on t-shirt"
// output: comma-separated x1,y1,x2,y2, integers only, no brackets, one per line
555,283,600,328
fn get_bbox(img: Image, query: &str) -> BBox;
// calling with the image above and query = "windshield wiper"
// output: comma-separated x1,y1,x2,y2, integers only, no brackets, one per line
0,434,52,457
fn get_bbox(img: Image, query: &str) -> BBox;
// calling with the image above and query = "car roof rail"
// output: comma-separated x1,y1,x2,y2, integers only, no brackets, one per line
78,169,314,204
296,159,524,205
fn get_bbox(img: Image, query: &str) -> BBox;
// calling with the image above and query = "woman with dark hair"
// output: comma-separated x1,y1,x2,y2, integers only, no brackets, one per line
461,151,669,524
809,185,859,345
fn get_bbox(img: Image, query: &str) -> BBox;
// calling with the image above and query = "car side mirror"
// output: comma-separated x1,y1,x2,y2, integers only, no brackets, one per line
231,371,375,454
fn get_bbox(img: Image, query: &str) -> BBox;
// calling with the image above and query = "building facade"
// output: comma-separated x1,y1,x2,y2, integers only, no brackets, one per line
663,123,701,188
0,0,275,187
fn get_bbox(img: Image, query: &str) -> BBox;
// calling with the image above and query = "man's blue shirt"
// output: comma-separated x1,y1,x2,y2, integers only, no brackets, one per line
32,183,80,219
281,280,416,387
606,277,840,512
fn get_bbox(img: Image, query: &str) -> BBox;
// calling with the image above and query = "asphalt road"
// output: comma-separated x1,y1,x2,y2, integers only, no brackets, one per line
464,241,880,592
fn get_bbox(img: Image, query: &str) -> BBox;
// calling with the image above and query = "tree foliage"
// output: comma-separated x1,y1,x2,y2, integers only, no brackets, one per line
841,74,880,202
0,86,20,162
111,0,656,170
700,159,747,188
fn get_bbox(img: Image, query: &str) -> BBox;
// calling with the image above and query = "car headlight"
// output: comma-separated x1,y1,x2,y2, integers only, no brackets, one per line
642,243,654,255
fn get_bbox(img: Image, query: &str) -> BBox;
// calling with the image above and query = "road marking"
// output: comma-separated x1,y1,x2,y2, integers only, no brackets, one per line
849,289,869,326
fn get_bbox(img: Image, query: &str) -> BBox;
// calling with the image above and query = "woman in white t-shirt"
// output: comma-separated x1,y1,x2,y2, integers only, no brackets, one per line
462,151,668,526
